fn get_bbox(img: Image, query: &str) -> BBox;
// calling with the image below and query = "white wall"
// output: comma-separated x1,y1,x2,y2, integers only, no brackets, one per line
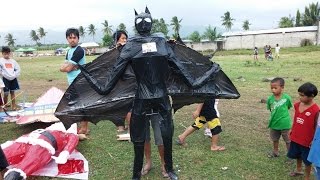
185,26,319,51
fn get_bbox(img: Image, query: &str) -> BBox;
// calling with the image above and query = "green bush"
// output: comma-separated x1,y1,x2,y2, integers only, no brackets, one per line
300,39,313,46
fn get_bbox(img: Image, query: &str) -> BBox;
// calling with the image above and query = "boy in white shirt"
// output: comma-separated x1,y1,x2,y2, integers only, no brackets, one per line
0,46,21,110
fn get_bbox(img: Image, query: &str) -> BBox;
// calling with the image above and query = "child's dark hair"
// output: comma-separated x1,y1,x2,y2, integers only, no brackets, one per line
271,77,285,87
298,82,318,97
66,28,80,38
1,46,11,53
113,30,128,42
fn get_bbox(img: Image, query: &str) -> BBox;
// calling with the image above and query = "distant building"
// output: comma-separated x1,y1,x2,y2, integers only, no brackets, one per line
185,19,320,51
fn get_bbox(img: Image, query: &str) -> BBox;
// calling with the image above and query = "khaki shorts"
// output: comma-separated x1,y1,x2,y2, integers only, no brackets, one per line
270,129,290,143
145,114,163,146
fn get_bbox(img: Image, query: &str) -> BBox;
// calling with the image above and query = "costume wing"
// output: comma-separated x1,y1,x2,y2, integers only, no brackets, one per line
55,43,240,127
167,42,240,111
55,48,136,127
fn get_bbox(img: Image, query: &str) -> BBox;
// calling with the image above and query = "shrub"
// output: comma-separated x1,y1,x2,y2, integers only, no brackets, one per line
300,39,313,47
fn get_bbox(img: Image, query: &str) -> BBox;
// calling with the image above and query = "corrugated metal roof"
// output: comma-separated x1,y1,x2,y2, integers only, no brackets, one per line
222,26,317,37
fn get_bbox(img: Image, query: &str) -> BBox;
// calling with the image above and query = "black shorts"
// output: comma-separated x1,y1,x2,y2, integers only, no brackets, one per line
3,78,20,93
287,141,311,166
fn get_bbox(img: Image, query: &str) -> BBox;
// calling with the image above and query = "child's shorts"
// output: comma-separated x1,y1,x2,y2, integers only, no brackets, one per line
270,129,290,143
145,113,163,146
192,116,222,135
3,78,20,93
287,141,312,166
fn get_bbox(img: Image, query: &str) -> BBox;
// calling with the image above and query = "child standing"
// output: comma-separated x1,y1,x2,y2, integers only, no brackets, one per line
253,47,258,61
266,77,292,158
275,44,280,59
0,46,21,110
177,98,225,151
308,115,320,180
287,82,319,179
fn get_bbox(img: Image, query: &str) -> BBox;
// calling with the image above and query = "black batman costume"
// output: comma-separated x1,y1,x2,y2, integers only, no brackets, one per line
79,7,203,180
55,7,240,180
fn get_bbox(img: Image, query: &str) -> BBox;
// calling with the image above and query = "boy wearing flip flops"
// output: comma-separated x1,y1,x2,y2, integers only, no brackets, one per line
176,98,225,151
266,77,292,158
287,82,319,179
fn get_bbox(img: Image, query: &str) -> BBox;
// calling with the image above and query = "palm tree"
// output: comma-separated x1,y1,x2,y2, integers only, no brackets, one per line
87,24,97,41
221,11,235,31
38,27,47,45
5,33,16,47
30,30,40,45
170,16,182,39
302,2,320,26
79,26,86,39
242,20,251,31
117,23,127,32
102,20,113,35
203,25,221,42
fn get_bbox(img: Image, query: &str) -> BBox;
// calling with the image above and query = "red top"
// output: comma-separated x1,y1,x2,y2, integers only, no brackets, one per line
290,102,319,147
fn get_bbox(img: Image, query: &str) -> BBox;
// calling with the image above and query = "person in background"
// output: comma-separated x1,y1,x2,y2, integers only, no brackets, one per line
109,30,128,50
275,44,280,59
204,99,220,137
113,30,129,133
253,47,258,61
59,28,89,136
176,98,225,151
0,46,21,111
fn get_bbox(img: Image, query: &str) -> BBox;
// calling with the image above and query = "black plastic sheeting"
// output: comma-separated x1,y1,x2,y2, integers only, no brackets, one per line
55,42,240,128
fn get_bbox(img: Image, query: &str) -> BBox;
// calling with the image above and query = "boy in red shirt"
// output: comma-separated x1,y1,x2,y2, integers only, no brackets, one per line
287,82,319,179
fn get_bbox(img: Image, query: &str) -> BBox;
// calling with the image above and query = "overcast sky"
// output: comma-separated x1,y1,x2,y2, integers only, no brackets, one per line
0,0,317,32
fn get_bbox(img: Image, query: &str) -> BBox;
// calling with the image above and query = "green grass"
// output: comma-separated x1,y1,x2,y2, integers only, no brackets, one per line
1,47,320,180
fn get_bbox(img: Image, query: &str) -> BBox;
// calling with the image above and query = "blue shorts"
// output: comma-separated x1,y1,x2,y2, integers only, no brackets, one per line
287,141,312,166
3,78,20,93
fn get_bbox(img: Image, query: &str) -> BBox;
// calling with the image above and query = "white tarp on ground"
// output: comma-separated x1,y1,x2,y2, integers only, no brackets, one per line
16,87,64,124
80,42,99,48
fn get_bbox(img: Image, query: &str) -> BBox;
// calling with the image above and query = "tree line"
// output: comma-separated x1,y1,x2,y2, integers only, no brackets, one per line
278,2,319,28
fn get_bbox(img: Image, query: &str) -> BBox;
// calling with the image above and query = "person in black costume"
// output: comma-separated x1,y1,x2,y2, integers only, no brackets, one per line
79,7,211,180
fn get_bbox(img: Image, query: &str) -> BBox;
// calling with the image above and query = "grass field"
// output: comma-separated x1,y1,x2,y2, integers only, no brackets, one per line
1,46,320,180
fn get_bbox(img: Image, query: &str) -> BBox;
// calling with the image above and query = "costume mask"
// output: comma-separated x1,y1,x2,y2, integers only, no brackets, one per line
134,7,152,35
